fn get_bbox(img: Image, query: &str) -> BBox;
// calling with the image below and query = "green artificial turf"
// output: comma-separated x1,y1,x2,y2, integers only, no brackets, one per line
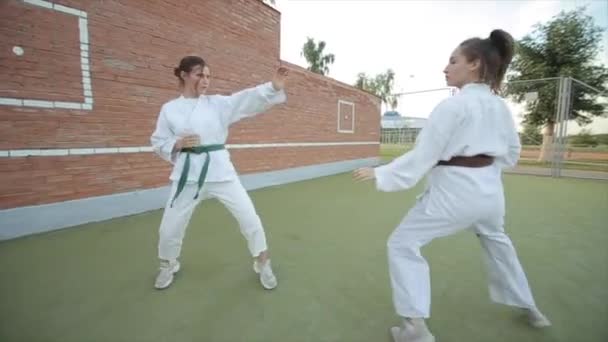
1,173,607,342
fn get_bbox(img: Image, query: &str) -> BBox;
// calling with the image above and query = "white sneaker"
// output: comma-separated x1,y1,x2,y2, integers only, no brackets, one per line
390,319,435,342
253,259,277,290
526,308,551,328
154,259,180,290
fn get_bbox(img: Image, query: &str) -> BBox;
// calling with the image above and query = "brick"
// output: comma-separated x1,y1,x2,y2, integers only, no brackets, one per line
0,0,380,209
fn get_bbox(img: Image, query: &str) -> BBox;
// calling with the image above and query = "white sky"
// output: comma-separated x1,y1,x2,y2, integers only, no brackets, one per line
273,0,608,133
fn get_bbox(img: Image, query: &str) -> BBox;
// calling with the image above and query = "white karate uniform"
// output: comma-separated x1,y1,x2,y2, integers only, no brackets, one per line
151,82,286,261
374,83,538,318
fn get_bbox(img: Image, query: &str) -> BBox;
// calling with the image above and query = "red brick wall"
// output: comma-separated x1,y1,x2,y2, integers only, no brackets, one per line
0,0,380,209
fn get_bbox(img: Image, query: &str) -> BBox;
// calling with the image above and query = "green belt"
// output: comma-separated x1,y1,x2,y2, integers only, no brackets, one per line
171,144,226,207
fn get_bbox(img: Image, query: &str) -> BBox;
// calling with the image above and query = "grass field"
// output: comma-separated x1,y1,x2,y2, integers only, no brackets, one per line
1,171,607,341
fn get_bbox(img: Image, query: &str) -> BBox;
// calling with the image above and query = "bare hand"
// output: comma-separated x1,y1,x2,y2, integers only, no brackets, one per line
352,167,375,182
175,134,200,150
272,66,289,91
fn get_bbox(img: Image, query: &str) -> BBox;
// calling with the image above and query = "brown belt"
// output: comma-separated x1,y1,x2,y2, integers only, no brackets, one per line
436,154,494,168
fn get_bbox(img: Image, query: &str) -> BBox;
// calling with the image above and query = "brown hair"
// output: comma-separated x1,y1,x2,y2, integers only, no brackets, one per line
173,56,206,85
459,29,514,92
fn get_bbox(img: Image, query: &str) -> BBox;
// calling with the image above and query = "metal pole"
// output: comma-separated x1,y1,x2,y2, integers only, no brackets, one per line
505,77,561,86
559,77,574,177
570,77,607,95
555,77,572,177
551,77,565,177
559,77,567,177
552,78,561,177
392,87,453,96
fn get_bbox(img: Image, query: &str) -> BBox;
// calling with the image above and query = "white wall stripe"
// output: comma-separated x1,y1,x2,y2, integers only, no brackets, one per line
78,18,89,44
118,147,140,153
23,0,52,9
0,98,24,106
70,148,95,155
94,147,119,154
0,1,93,111
54,101,82,109
23,100,53,108
10,150,41,157
54,4,82,17
40,149,69,156
0,142,380,158
229,142,379,148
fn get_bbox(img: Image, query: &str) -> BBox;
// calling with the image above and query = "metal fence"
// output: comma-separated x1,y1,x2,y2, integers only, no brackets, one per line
383,78,607,180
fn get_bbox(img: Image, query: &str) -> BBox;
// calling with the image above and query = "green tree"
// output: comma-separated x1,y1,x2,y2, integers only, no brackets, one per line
301,37,335,76
520,122,543,145
354,69,398,110
505,7,608,160
570,128,599,147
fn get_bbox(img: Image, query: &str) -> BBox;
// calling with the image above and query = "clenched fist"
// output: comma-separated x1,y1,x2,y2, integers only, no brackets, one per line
174,134,200,151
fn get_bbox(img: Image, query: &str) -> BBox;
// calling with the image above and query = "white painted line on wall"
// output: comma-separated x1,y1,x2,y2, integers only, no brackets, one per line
0,142,380,158
0,98,24,106
2,2,93,110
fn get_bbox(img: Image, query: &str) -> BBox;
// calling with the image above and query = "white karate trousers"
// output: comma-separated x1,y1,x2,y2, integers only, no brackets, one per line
387,167,538,318
158,178,268,261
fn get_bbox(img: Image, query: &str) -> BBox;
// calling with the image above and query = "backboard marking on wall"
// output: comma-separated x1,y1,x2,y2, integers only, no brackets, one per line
0,0,92,110
338,100,355,134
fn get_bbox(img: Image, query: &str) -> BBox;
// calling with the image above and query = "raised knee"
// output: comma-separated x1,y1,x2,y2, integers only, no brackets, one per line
478,232,510,243
387,232,418,252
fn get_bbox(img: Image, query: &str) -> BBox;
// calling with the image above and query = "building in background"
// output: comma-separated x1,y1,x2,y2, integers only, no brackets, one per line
380,111,427,144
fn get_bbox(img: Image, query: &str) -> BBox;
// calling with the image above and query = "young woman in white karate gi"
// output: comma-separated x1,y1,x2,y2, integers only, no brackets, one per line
151,56,288,290
353,30,551,342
